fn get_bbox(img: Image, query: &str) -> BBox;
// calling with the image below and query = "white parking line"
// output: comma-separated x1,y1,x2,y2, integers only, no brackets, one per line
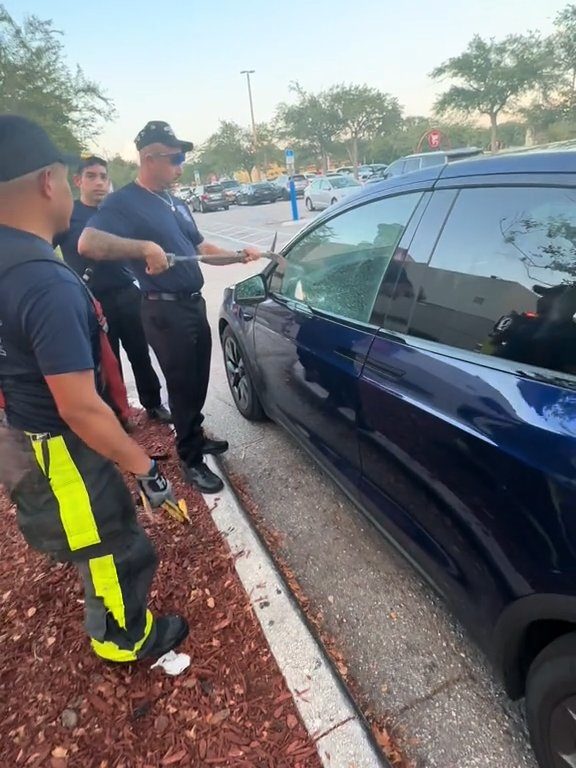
202,228,290,249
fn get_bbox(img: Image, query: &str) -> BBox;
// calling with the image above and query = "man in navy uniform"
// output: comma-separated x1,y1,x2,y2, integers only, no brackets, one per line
0,116,188,663
79,121,261,493
55,155,170,423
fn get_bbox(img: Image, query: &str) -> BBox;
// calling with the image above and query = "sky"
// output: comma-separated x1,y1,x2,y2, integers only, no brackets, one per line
13,0,569,158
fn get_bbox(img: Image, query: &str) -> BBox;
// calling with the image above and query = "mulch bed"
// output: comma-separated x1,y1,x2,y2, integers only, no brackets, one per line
0,413,323,768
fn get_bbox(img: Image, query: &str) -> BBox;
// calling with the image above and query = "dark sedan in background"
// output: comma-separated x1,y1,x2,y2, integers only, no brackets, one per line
219,179,241,205
272,174,309,199
219,145,576,768
190,184,229,212
235,181,280,205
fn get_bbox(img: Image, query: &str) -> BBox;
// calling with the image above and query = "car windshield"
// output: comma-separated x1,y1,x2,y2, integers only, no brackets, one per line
254,182,274,189
219,180,239,189
331,176,361,189
205,184,223,193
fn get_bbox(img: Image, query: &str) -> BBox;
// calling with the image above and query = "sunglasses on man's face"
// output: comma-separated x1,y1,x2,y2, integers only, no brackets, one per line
150,151,186,166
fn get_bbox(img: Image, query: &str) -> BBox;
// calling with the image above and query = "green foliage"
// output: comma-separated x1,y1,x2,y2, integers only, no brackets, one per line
432,34,544,149
274,83,341,171
106,155,137,190
0,5,114,151
327,84,403,166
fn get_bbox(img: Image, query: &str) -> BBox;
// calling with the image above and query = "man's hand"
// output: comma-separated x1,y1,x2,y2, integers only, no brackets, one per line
136,460,175,509
240,247,261,263
143,241,170,275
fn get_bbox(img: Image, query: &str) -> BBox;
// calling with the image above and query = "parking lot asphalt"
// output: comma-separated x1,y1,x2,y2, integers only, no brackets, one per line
124,200,538,768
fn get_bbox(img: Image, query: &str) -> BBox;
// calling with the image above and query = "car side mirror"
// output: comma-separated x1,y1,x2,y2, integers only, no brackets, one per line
234,273,268,304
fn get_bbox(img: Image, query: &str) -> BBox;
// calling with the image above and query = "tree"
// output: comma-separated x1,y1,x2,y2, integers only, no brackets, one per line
431,34,544,151
106,156,138,191
275,83,341,171
0,6,114,151
327,84,403,171
197,120,256,180
254,122,282,171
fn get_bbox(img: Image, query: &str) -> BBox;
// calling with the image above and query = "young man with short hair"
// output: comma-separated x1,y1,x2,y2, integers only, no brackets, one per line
56,156,170,423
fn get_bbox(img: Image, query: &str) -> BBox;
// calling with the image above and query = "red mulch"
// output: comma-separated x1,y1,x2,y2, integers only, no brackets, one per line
228,472,414,768
0,414,323,768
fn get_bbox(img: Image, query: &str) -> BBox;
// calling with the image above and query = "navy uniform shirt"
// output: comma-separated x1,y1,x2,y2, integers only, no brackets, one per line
0,226,100,433
55,200,134,298
87,183,204,293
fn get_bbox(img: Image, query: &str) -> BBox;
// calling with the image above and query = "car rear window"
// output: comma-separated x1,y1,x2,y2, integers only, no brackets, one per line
205,185,223,193
293,175,306,181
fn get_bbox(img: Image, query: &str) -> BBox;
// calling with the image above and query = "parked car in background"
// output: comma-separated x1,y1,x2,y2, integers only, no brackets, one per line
190,184,229,212
304,174,361,210
335,166,354,175
383,147,483,179
178,186,194,203
273,174,309,199
236,181,279,205
219,145,576,768
219,179,241,204
358,164,388,181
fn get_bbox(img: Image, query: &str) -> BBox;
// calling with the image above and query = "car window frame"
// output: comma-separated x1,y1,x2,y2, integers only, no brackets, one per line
265,187,432,330
380,174,576,388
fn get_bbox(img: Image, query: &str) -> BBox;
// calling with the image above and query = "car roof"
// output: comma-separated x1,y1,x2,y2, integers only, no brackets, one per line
309,144,576,213
400,146,482,161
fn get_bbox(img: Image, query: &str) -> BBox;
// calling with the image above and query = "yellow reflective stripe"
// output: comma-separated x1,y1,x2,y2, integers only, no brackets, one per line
46,436,101,550
90,609,154,662
89,554,126,629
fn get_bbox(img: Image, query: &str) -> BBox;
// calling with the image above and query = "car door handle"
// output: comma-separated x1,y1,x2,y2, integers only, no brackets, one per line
364,358,406,380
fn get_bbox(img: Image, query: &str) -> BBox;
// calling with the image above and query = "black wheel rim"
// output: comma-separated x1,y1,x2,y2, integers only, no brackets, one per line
224,336,250,411
550,696,576,766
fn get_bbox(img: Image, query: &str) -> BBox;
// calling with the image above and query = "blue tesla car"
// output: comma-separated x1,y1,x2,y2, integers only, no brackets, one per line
219,147,576,768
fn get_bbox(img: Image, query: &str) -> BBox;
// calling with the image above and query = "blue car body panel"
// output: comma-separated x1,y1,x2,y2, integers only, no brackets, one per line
219,147,576,696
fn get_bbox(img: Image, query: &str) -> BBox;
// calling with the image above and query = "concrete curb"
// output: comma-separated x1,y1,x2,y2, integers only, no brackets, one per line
201,455,390,768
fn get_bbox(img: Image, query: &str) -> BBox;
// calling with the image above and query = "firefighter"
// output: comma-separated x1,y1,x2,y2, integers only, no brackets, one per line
0,115,188,663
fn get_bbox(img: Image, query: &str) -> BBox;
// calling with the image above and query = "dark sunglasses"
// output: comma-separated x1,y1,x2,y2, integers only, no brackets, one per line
150,151,186,166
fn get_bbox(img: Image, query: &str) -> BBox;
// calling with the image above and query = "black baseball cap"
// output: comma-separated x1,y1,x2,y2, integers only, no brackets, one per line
135,120,193,152
0,115,77,182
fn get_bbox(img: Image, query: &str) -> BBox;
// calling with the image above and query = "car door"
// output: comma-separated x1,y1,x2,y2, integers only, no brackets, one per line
250,192,424,495
358,178,576,647
318,180,332,208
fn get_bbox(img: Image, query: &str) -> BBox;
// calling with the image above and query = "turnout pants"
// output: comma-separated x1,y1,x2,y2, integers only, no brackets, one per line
98,284,162,411
10,429,158,662
142,295,211,466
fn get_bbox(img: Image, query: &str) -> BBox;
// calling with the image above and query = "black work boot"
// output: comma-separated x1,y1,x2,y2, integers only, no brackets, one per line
146,405,173,423
182,461,224,493
202,437,229,455
140,615,189,659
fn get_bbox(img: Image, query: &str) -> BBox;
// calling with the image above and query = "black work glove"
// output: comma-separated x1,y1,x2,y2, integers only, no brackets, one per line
136,460,175,509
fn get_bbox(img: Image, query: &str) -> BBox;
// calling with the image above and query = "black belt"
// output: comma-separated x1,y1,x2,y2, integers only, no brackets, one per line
143,291,202,302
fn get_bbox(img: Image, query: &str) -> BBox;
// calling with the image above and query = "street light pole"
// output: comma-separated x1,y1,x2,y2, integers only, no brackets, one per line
241,69,260,180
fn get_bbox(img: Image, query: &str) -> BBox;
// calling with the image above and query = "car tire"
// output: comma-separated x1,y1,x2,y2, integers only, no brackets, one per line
526,632,576,768
222,327,266,421
305,197,315,211
224,206,229,211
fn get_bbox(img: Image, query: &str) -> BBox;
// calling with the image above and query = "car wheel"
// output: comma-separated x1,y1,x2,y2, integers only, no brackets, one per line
331,197,338,206
222,327,266,421
224,206,229,211
305,197,315,211
526,632,576,768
